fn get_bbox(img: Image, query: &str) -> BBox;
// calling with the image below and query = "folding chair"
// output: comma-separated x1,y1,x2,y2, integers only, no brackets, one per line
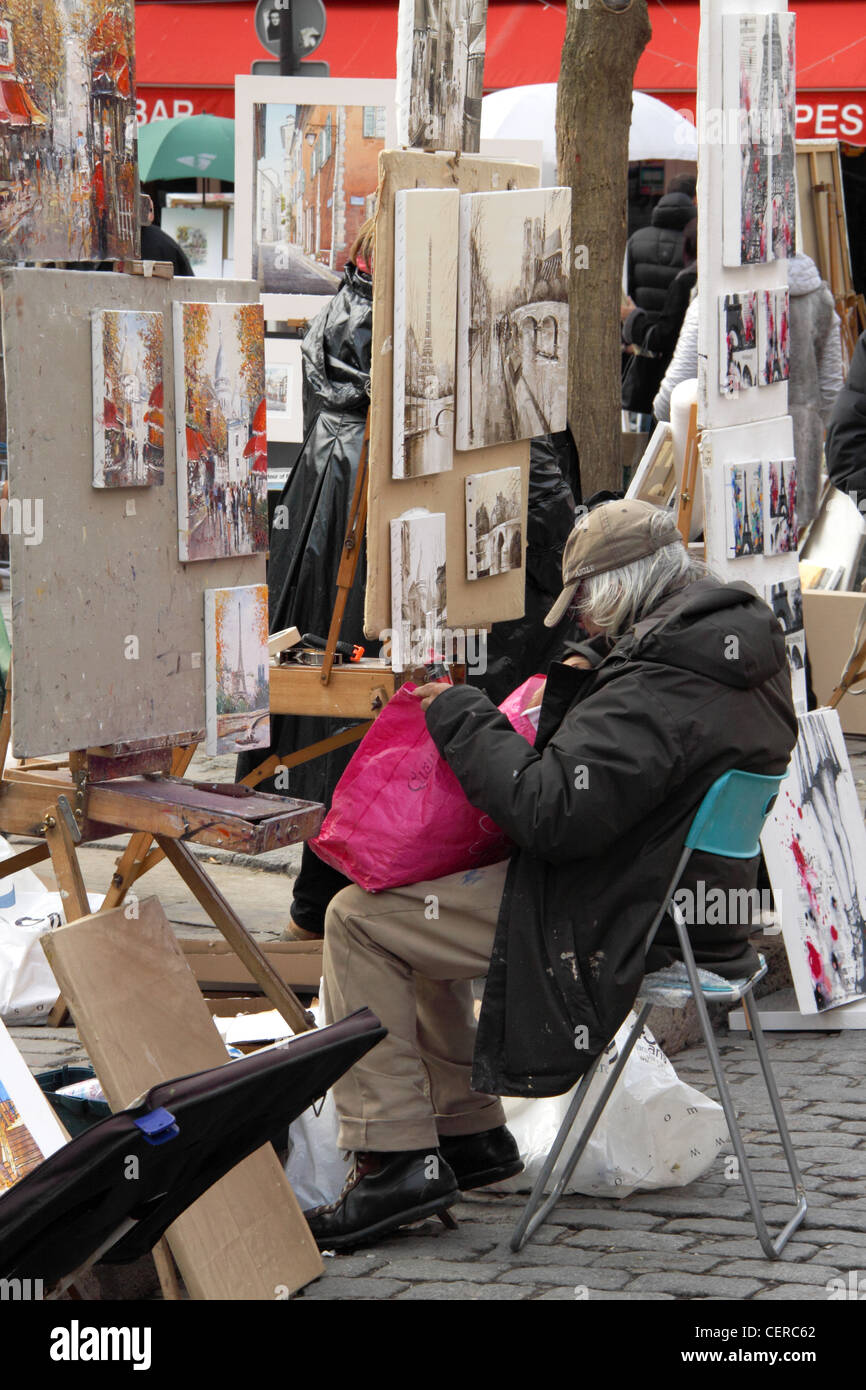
511,769,808,1257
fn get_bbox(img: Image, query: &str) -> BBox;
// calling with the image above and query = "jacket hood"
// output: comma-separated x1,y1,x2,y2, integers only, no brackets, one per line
619,577,786,690
650,192,696,231
787,251,823,297
301,261,372,415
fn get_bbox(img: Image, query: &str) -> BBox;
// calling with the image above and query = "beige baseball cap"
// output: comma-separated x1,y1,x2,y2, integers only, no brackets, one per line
544,500,682,627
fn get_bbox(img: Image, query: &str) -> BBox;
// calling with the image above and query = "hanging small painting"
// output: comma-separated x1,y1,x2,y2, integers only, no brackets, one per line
204,584,270,756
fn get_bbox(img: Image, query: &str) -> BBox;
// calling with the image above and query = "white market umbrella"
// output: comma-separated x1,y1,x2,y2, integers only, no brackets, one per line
480,85,698,183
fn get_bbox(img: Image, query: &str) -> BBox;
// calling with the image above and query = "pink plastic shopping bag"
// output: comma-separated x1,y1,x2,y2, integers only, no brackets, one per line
309,675,545,892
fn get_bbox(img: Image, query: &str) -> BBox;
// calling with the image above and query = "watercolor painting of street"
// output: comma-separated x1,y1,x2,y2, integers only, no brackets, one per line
173,301,268,562
396,0,488,152
92,309,164,487
0,0,138,263
204,584,270,755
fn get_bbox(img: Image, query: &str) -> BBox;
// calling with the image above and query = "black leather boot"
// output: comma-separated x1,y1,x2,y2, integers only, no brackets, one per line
304,1149,459,1250
437,1126,524,1190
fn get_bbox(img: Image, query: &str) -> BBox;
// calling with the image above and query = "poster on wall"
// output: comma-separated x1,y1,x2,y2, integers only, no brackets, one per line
456,186,570,450
389,511,447,670
234,76,397,319
204,584,270,756
0,0,139,263
173,301,268,561
762,709,866,1013
396,0,488,153
465,466,523,581
722,12,797,266
392,188,459,479
92,309,164,487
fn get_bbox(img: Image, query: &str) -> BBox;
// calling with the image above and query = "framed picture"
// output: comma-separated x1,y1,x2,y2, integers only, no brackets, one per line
92,309,165,488
0,1018,66,1194
264,336,304,442
204,584,270,755
626,422,677,509
234,76,398,323
162,205,225,279
396,0,488,153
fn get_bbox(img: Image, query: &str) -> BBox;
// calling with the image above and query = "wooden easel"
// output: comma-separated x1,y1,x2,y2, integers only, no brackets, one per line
676,402,701,546
797,141,866,368
829,594,866,711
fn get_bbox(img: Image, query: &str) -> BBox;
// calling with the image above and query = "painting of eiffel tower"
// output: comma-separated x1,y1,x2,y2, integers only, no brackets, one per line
727,460,764,559
393,187,458,478
205,583,270,755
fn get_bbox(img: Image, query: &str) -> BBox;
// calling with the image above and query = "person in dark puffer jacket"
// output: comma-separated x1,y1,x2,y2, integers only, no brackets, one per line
624,174,696,313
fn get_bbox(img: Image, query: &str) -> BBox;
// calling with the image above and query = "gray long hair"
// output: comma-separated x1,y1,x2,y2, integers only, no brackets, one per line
577,512,705,638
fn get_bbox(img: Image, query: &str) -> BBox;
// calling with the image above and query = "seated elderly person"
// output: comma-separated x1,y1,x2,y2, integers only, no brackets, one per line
306,500,798,1249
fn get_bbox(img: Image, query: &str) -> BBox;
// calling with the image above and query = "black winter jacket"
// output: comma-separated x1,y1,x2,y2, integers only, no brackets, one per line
625,192,695,313
826,329,866,500
426,578,797,1097
621,263,697,414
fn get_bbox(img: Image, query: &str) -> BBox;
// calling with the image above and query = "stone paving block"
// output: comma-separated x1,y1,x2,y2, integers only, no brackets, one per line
790,1226,866,1248
560,1228,694,1251
592,1252,721,1273
541,1207,662,1231
317,1253,390,1277
810,1103,866,1120
624,1272,764,1297
761,1204,866,1230
664,1218,759,1237
688,1239,820,1261
718,1260,844,1285
395,1282,530,1300
496,1266,631,1289
616,1195,752,1220
300,1277,411,1300
376,1259,507,1283
534,1288,675,1300
751,1284,835,1301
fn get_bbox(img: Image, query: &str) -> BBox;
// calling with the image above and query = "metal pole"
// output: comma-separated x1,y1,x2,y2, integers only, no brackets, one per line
279,0,298,76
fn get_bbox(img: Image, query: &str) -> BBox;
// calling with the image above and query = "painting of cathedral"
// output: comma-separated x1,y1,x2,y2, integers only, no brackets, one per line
456,186,570,450
389,511,447,670
173,301,268,561
722,12,797,266
393,188,458,479
465,465,523,581
396,0,487,153
0,0,139,263
204,584,270,755
92,309,164,487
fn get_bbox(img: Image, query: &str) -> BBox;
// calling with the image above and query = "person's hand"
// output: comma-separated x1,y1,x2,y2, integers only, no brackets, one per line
620,295,636,323
412,682,453,712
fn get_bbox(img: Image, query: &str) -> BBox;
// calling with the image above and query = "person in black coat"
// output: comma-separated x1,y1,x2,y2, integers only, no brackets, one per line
621,218,697,417
826,328,866,501
139,194,193,276
624,175,696,313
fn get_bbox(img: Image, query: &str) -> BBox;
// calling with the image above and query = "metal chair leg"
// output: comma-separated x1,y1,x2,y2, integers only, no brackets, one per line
510,1003,653,1252
672,915,807,1258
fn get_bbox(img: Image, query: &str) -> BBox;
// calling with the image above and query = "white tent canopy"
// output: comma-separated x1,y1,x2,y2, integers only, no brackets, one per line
480,86,698,184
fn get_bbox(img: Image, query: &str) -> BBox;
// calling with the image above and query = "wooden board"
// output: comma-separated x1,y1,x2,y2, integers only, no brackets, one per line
802,589,866,735
2,268,265,758
269,661,397,717
180,936,325,993
366,150,539,638
42,897,323,1300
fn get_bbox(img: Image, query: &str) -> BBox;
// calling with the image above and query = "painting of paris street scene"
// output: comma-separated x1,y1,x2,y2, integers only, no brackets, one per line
92,309,164,487
389,511,447,671
250,94,388,296
0,0,138,263
393,188,458,479
204,584,270,756
398,0,488,152
456,187,571,451
465,466,522,581
173,301,268,562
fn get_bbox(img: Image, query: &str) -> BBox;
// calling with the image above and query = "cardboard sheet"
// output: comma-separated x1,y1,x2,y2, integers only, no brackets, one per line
43,897,323,1300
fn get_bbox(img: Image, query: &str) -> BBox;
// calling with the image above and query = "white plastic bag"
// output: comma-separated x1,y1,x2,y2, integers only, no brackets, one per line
0,839,103,1025
283,994,352,1208
498,1012,729,1198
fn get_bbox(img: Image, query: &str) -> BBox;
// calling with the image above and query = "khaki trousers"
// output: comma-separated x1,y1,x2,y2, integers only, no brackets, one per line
322,860,509,1152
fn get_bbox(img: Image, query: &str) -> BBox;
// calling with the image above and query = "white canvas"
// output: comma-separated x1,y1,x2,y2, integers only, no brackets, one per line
389,511,447,671
725,460,763,559
264,337,304,443
161,205,224,279
393,188,459,479
396,0,488,152
234,76,397,322
761,709,866,1013
465,466,522,581
173,301,268,562
204,584,270,756
456,186,570,450
0,1016,66,1195
719,292,758,395
784,631,808,715
92,309,164,488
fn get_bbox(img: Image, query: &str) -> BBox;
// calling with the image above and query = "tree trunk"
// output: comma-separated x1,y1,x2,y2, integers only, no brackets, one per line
557,0,652,496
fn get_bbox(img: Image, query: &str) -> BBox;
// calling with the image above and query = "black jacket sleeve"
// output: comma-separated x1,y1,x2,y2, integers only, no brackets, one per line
826,331,866,498
425,678,684,864
622,269,696,360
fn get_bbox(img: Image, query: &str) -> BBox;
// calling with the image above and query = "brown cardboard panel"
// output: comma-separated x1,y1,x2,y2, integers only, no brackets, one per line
802,589,866,736
42,897,323,1299
180,936,324,992
367,150,540,638
2,268,265,758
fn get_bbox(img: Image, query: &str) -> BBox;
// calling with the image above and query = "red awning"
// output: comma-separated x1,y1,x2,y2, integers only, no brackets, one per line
103,398,122,431
134,1,866,144
93,9,132,99
186,425,209,460
0,77,47,127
